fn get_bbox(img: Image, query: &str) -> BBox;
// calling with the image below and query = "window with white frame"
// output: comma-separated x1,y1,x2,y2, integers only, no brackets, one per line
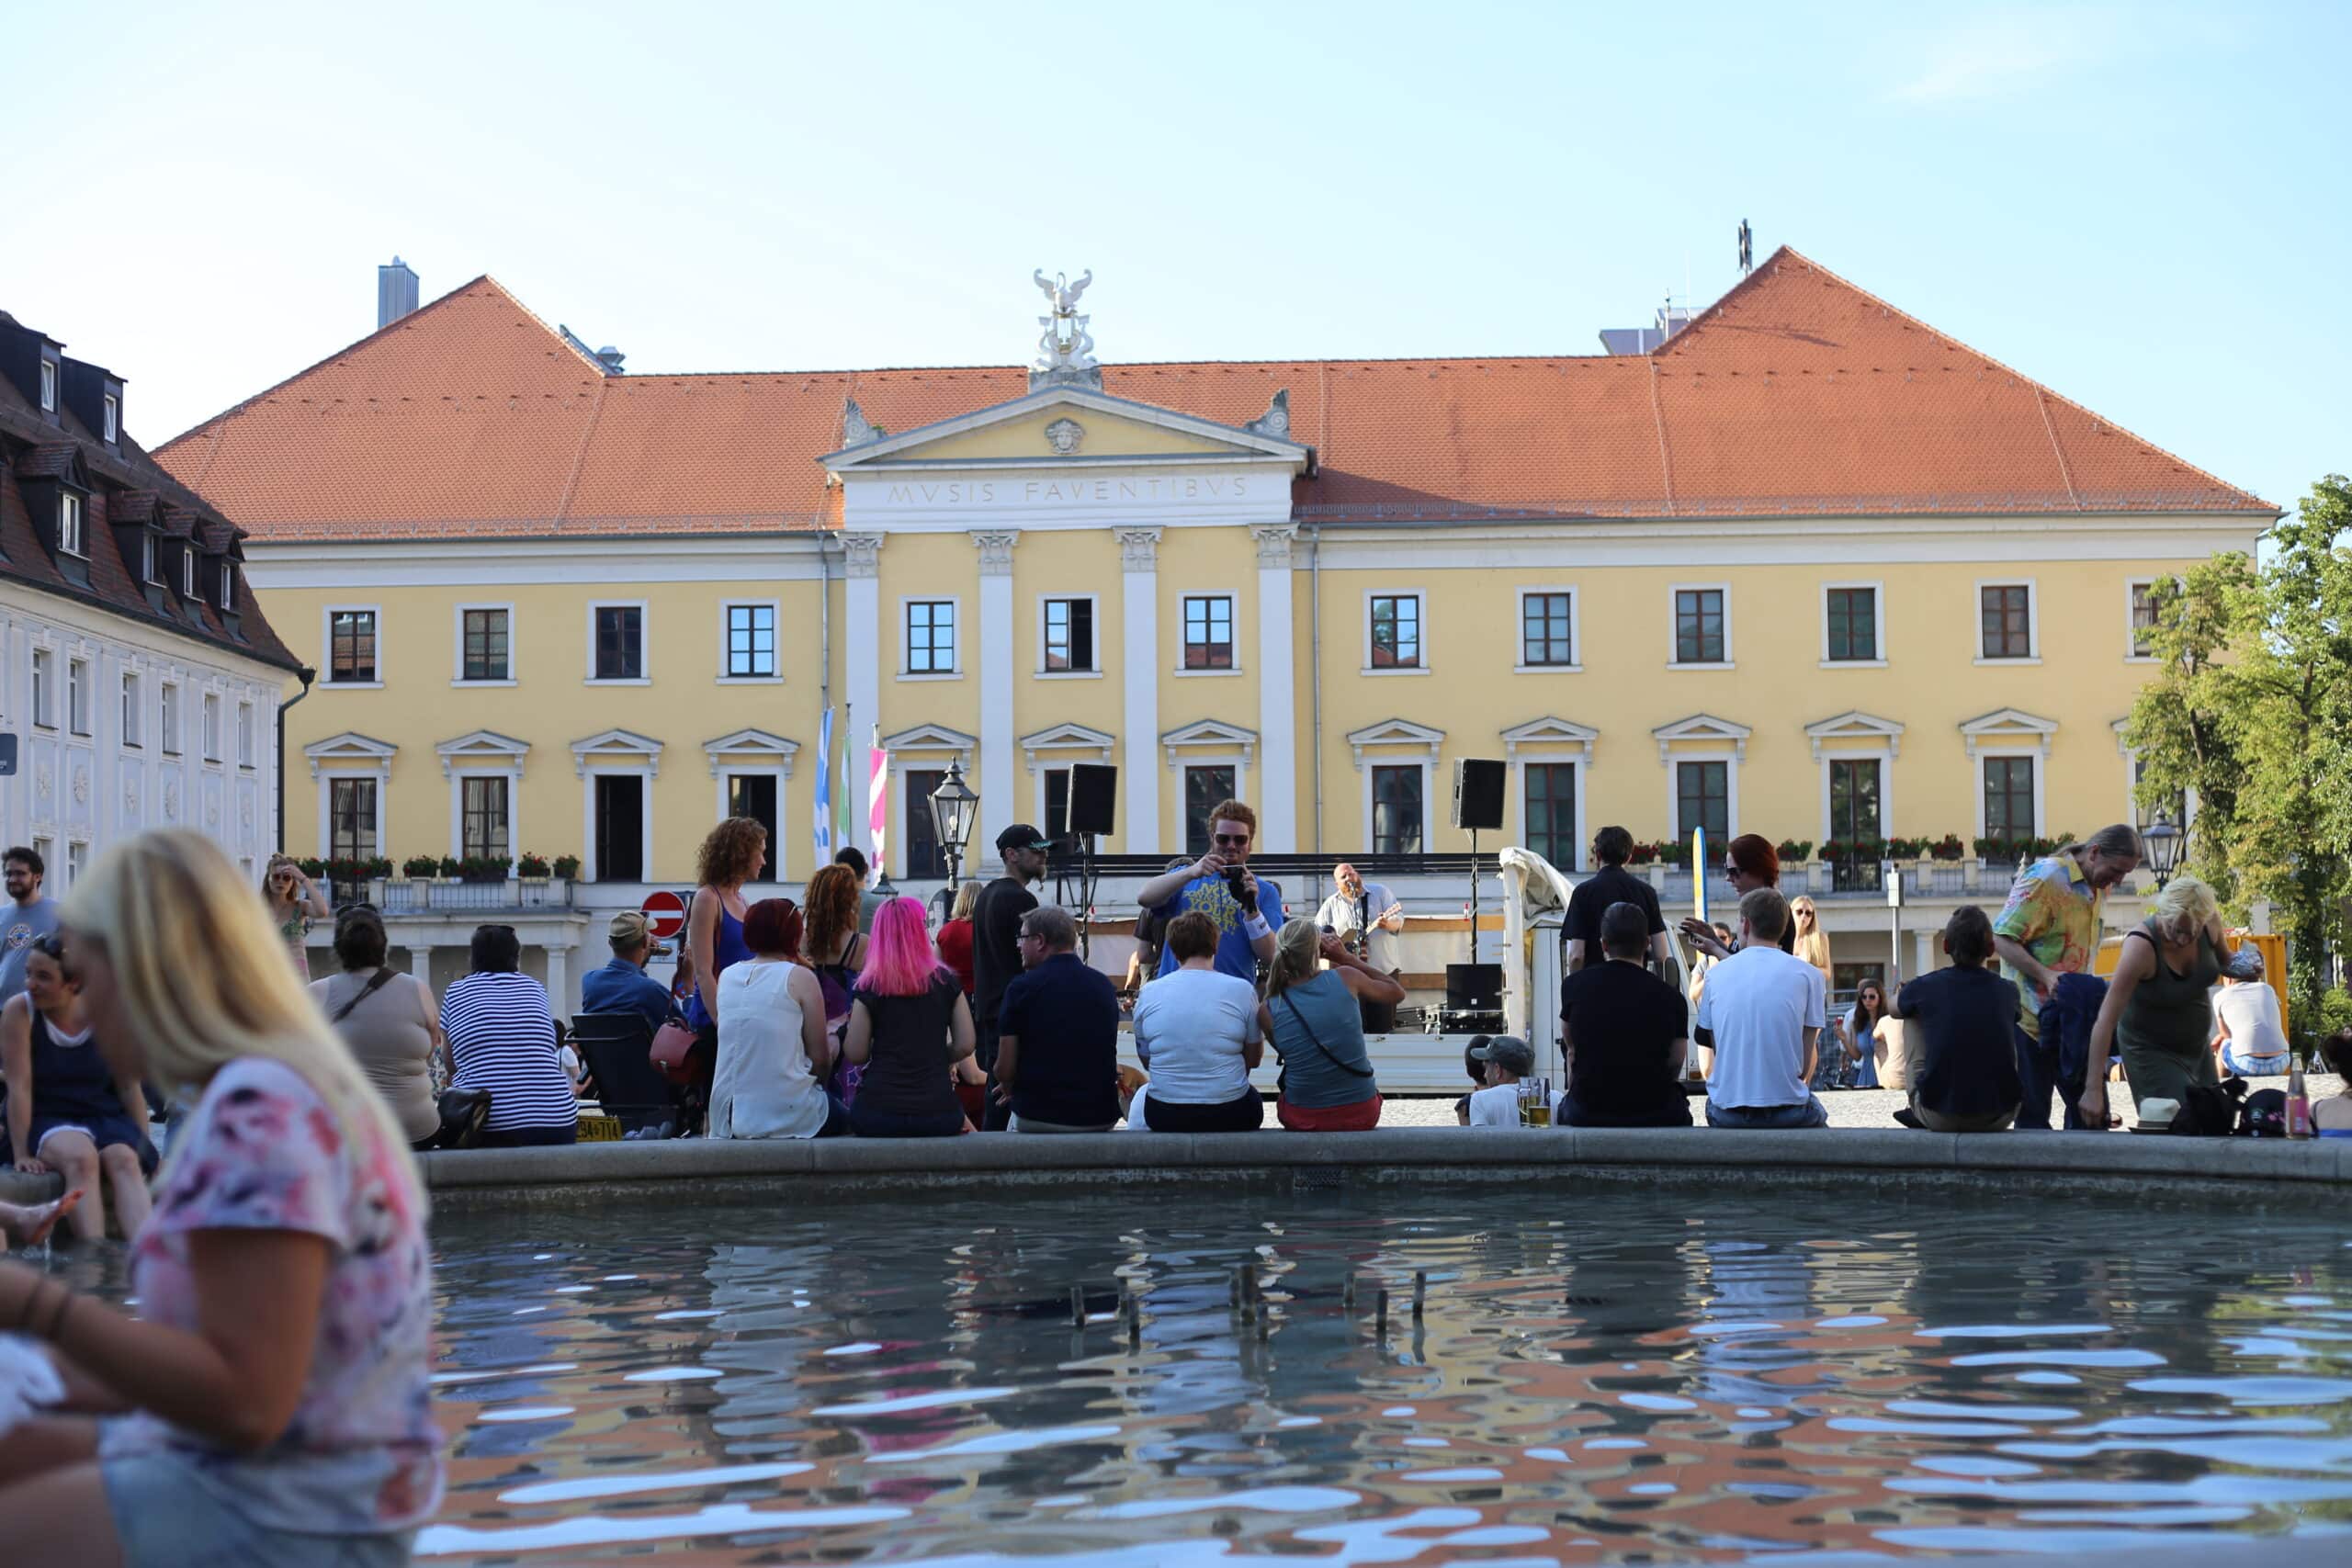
1677,759,1730,840
1369,593,1422,669
29,838,52,879
1824,586,1879,662
141,534,160,584
2129,580,2161,660
30,649,52,729
58,495,84,558
219,560,236,612
460,776,510,860
39,361,56,412
327,609,378,683
102,394,119,443
1522,761,1578,867
182,547,198,600
723,603,776,679
1674,588,1726,664
459,606,510,682
1043,597,1095,672
906,601,956,674
1370,764,1425,853
1182,596,1233,670
330,777,378,862
1521,592,1576,667
1042,766,1071,842
160,682,180,754
236,701,254,767
65,841,85,887
1983,756,2038,841
1980,583,2034,660
592,604,644,681
120,671,141,747
1182,765,1236,857
1827,757,1883,844
66,658,88,736
201,693,220,761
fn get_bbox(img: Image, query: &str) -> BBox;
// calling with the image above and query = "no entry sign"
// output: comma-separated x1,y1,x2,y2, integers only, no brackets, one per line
640,889,688,942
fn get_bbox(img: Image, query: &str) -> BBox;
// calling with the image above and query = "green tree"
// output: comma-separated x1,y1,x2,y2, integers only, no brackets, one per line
2126,475,2352,1044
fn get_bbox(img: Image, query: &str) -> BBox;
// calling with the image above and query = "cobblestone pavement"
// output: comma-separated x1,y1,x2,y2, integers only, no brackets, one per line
1376,1071,2343,1130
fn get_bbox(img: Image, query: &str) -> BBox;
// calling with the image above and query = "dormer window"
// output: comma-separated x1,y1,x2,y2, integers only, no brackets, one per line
181,546,197,600
58,495,84,558
218,560,236,612
102,394,119,444
39,360,56,412
141,533,160,584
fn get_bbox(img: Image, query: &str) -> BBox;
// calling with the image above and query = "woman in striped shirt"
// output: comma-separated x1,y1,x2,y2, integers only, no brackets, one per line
440,924,576,1147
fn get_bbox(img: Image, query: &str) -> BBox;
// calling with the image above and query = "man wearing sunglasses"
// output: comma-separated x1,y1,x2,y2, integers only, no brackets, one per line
1136,798,1283,983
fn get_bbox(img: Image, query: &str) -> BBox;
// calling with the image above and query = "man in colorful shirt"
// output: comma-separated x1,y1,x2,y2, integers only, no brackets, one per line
1136,798,1283,983
1991,824,2142,1129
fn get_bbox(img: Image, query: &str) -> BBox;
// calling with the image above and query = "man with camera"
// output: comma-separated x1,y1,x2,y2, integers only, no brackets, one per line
1136,798,1283,983
1316,863,1406,1032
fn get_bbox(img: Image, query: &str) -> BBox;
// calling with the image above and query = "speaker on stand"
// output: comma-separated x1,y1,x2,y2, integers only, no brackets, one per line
1067,763,1118,961
1452,759,1507,965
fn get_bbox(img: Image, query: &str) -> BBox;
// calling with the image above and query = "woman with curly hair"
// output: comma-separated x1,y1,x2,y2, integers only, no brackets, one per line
683,817,768,1126
802,863,869,1098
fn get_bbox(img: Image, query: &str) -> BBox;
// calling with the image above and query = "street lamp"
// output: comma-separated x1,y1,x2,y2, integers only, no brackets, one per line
927,758,979,897
2142,813,2185,889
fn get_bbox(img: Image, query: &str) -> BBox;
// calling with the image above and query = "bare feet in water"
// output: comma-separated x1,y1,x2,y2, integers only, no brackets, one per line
0,1190,82,1252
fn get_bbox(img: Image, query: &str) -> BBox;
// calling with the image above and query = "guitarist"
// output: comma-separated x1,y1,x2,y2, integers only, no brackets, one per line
1316,863,1406,1033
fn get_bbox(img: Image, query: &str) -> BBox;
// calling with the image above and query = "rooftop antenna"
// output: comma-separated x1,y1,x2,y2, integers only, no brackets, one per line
1737,219,1754,276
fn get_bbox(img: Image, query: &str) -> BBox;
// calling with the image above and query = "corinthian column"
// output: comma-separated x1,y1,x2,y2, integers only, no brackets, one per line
973,530,1019,866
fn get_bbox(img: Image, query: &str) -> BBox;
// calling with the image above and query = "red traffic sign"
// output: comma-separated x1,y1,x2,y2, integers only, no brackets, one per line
640,889,688,942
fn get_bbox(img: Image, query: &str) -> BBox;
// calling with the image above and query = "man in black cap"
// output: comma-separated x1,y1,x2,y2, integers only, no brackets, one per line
971,823,1053,1130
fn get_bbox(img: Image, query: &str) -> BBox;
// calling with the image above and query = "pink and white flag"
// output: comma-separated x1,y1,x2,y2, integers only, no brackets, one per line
868,737,889,872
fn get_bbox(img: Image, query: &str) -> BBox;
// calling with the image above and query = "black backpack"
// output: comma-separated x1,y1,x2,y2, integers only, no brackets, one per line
2169,1078,2247,1136
2240,1087,2290,1138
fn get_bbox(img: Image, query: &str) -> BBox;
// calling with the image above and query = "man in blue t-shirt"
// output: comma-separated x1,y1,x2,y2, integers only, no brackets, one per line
1135,797,1283,983
581,910,679,1039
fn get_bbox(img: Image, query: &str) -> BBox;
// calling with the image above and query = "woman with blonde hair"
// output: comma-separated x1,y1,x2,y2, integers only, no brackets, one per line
260,852,330,980
2082,874,2229,1123
1788,897,1838,1080
0,829,439,1563
1257,918,1401,1132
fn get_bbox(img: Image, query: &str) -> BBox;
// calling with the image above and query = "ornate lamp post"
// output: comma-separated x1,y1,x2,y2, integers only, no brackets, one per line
927,759,979,901
2141,814,2186,889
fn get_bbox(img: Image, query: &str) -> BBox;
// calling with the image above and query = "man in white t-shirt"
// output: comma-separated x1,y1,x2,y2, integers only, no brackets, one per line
1466,1035,1537,1127
1317,863,1406,1032
1694,888,1828,1129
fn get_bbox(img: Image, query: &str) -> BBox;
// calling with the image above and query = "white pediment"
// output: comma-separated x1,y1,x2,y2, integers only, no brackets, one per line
1500,716,1600,765
704,728,799,777
1160,718,1257,773
1019,721,1115,774
301,731,396,777
435,728,530,778
1652,713,1751,763
820,383,1307,471
2112,716,2134,758
1961,707,2058,760
571,728,665,778
1346,717,1446,771
881,723,978,756
1804,710,1906,761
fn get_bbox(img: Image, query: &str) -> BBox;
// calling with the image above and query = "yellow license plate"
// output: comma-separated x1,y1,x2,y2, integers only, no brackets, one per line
576,1115,624,1143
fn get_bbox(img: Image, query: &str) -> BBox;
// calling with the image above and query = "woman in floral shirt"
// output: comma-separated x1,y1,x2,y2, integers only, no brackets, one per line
0,829,441,1565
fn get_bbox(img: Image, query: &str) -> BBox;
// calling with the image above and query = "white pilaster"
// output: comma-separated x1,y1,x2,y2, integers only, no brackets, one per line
974,531,1019,866
1913,926,1939,982
1117,527,1162,855
545,945,571,1020
841,533,884,857
1252,525,1298,851
409,943,434,982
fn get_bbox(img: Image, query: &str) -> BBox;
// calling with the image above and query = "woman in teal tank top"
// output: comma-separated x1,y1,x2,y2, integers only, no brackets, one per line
1257,919,1406,1131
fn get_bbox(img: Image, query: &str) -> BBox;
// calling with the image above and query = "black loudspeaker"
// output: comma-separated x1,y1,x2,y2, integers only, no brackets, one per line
1068,763,1119,838
1445,963,1504,1010
1452,758,1507,831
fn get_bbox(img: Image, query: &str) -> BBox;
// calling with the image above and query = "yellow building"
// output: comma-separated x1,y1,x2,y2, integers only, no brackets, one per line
159,249,2274,1005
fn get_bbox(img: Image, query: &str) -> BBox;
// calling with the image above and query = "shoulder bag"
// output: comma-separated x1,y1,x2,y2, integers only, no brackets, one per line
1275,989,1375,1100
331,966,400,1024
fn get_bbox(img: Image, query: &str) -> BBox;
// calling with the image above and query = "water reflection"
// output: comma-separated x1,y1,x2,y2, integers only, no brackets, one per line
368,1189,2352,1561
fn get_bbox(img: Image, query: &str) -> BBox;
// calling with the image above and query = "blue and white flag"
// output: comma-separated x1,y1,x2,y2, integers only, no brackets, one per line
812,706,835,861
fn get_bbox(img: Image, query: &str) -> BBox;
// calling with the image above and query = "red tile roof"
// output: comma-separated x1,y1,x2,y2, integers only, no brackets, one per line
157,247,2272,541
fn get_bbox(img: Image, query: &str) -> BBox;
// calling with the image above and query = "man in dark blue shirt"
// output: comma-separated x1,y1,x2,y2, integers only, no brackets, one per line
995,906,1121,1132
581,910,678,1039
1894,906,2023,1132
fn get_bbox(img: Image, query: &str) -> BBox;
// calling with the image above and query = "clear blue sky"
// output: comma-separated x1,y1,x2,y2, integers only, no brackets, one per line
8,1,2344,516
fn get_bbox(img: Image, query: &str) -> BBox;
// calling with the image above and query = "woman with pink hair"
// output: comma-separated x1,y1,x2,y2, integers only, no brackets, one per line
842,897,978,1137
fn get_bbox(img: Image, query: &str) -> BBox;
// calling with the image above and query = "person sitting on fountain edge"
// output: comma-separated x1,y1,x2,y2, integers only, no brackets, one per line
1695,887,1828,1129
1888,905,2022,1132
1559,901,1693,1127
993,907,1121,1134
1135,798,1283,984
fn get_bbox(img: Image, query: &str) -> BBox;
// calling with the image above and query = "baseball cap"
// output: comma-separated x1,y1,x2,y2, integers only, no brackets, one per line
1470,1035,1534,1076
608,909,672,956
996,823,1052,853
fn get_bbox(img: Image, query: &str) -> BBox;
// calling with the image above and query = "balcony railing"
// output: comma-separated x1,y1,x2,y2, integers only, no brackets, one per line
328,877,578,914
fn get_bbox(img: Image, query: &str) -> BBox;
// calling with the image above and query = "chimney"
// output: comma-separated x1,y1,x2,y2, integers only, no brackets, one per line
595,345,626,374
377,256,420,330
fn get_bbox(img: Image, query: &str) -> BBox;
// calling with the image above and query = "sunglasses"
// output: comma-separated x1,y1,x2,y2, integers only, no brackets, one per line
1213,833,1250,847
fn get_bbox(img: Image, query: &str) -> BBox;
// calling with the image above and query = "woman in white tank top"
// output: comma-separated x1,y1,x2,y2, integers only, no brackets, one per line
710,898,843,1139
